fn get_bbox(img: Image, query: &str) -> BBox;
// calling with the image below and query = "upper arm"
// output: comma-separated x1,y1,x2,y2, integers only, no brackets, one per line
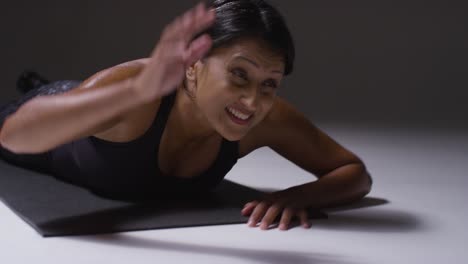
0,58,150,153
77,58,149,91
63,58,149,134
250,97,363,178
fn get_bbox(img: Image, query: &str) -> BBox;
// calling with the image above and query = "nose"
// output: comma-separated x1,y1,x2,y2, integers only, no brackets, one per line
239,86,258,111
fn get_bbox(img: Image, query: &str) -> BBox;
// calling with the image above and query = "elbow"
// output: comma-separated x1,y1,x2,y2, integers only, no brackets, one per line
0,116,47,154
0,133,19,154
0,116,18,153
0,127,10,152
365,171,373,194
347,162,373,201
358,164,373,198
0,137,48,155
0,129,44,155
346,155,373,198
0,122,19,154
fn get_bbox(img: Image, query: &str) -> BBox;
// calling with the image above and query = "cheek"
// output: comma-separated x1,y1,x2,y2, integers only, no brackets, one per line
200,92,230,119
255,100,275,120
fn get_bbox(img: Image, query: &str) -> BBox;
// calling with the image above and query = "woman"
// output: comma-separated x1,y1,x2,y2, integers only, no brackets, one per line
0,0,372,231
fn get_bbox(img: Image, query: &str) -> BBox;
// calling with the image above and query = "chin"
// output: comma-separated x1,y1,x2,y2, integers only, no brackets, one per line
219,115,252,141
220,129,247,142
221,132,243,142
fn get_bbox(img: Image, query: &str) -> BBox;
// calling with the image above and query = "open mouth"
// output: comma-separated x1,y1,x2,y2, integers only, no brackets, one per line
225,107,253,125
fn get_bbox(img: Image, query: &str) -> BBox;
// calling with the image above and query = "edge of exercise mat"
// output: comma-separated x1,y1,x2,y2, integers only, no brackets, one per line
0,159,327,237
38,204,328,237
8,202,327,238
0,196,45,236
41,215,329,237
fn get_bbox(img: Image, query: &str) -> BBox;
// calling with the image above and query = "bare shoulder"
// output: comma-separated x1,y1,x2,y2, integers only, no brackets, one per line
78,58,150,90
78,58,162,143
238,96,293,158
240,95,364,177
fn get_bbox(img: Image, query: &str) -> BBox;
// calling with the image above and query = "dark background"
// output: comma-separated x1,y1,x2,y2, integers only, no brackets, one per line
1,0,466,129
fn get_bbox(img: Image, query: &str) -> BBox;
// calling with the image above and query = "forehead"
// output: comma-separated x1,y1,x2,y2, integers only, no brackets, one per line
210,38,285,71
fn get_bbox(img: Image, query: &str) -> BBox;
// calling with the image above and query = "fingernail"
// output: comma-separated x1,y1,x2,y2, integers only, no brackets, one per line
279,224,286,230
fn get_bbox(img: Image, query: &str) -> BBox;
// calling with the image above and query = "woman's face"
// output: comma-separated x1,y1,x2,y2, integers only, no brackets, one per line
190,37,285,141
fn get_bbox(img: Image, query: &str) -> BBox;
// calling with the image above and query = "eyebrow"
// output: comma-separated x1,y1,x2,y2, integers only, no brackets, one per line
232,56,284,75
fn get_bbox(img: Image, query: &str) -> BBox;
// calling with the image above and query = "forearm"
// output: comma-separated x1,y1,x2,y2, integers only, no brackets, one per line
289,163,373,209
0,78,142,154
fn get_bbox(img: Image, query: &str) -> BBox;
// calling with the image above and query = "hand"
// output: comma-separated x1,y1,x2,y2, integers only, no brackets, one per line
241,188,312,231
132,2,216,103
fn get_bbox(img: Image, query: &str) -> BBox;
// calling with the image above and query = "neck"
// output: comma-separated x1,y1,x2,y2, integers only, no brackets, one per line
170,85,220,144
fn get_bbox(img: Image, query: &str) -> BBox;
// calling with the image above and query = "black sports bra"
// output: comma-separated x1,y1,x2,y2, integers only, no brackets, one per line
49,89,240,200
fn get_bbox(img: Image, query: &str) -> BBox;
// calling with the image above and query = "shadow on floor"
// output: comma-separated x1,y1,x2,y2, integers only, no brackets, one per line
257,188,423,233
257,187,388,212
75,234,361,264
312,207,425,233
324,196,389,212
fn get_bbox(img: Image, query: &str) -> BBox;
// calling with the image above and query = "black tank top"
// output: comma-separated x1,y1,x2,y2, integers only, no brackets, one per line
49,89,240,200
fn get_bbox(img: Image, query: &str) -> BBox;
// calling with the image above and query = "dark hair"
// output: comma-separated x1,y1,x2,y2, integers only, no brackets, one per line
202,0,295,76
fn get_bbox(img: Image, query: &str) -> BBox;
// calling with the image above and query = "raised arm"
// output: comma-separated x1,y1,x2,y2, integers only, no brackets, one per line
0,61,145,154
0,1,216,154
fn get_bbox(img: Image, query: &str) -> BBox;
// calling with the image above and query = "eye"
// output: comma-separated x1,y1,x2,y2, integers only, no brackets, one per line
264,80,278,89
231,68,248,80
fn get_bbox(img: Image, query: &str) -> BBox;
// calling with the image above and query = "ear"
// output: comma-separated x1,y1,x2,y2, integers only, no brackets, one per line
186,59,205,82
185,60,205,92
183,61,201,99
186,64,197,83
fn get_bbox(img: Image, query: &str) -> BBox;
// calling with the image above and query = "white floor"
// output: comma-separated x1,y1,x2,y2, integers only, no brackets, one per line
1,124,467,264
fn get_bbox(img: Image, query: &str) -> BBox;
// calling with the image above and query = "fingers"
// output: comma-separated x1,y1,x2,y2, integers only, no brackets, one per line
248,201,270,227
184,34,212,67
260,204,283,230
185,2,216,42
242,202,312,231
158,2,215,67
241,201,258,216
278,207,295,231
298,210,311,229
163,2,215,44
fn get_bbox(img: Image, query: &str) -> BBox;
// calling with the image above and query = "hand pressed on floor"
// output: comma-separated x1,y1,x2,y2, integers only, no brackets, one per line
241,189,312,231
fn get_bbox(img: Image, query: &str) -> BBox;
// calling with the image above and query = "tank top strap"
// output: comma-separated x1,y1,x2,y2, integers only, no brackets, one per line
88,89,178,147
158,90,177,125
220,137,240,161
152,90,177,143
154,89,240,161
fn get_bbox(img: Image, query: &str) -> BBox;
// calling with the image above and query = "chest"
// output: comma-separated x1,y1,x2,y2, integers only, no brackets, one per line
157,133,223,179
93,99,254,179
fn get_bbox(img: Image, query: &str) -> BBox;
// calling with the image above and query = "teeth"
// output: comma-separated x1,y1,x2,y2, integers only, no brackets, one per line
227,107,251,120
